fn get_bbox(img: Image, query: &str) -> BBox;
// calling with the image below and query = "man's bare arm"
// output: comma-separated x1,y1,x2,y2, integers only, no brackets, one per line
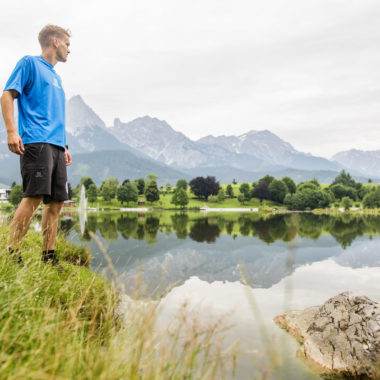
1,90,24,155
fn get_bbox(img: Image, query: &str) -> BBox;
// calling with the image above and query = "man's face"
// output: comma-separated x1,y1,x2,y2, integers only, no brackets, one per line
55,35,70,63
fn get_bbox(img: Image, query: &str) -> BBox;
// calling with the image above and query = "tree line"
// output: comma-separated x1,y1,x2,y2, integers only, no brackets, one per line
6,170,380,210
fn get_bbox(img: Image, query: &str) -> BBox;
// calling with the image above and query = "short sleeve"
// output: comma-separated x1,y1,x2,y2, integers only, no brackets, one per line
4,56,32,97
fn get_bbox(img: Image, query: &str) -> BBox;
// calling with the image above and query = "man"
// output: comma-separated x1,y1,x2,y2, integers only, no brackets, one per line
1,25,72,265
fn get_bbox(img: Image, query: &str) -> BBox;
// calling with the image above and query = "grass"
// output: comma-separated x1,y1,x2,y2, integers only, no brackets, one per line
77,190,283,211
0,221,238,379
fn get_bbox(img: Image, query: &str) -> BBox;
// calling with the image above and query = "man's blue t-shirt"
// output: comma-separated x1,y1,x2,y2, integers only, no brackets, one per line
4,55,66,149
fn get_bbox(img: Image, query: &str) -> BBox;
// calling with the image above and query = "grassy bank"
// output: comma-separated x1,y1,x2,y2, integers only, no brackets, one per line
0,222,236,379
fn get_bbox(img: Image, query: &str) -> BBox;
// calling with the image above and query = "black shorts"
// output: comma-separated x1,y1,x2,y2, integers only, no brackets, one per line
20,143,68,204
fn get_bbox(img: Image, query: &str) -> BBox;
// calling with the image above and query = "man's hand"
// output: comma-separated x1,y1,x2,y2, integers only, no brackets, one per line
65,149,72,166
7,131,24,155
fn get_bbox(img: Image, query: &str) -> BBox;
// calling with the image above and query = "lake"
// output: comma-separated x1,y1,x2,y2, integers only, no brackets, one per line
61,211,380,379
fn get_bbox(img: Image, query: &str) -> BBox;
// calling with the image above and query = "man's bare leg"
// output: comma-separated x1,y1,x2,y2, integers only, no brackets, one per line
41,201,64,251
9,196,43,251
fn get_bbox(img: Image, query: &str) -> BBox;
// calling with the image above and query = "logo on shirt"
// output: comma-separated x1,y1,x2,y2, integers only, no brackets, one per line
53,78,61,89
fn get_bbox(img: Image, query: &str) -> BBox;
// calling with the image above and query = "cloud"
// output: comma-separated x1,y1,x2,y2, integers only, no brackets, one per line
1,0,379,157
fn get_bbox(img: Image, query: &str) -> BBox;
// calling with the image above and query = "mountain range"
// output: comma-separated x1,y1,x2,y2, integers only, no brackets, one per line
0,95,378,186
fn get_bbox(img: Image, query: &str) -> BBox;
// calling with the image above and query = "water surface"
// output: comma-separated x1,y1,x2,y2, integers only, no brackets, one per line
61,211,380,379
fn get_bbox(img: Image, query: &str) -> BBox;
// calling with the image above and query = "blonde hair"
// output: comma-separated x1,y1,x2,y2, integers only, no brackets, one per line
38,25,71,49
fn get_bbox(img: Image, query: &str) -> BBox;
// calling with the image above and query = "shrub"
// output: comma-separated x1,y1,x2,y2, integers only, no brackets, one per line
208,195,217,203
363,187,380,209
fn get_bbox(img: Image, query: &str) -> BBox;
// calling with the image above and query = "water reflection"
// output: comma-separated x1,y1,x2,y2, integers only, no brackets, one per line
61,212,380,290
62,211,380,249
60,211,380,379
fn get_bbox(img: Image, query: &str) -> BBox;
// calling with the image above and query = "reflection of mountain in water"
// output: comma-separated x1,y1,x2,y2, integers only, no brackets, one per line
116,234,380,294
64,212,380,294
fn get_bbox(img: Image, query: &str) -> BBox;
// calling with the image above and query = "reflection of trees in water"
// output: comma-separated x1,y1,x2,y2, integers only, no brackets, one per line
297,214,327,240
117,214,138,239
225,220,235,235
135,224,145,241
255,216,289,243
189,219,221,243
171,213,189,240
362,215,380,236
238,215,290,243
144,216,160,244
281,213,298,242
238,216,251,237
98,215,118,241
59,218,75,236
328,214,367,249
79,214,98,242
64,211,380,248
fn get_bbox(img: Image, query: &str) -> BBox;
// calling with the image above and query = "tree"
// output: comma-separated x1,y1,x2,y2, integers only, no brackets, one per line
284,189,331,210
100,182,113,202
363,187,380,208
136,178,145,195
368,178,373,183
259,175,274,186
341,196,353,211
11,181,17,188
146,173,158,183
239,183,250,197
80,176,95,190
237,192,246,204
171,188,189,208
217,189,225,202
8,185,23,206
100,178,118,202
282,176,296,194
145,180,160,204
122,179,130,186
297,181,320,192
189,176,220,200
87,184,98,203
333,170,356,188
232,178,237,184
226,184,234,198
330,184,356,201
176,179,188,191
252,181,270,202
117,182,138,206
269,180,288,203
165,182,172,194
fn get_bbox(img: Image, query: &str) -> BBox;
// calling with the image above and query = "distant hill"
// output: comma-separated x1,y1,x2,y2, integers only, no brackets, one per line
66,96,149,158
183,166,376,185
108,114,343,174
197,131,342,171
107,116,271,171
68,150,189,186
1,95,379,186
332,149,380,180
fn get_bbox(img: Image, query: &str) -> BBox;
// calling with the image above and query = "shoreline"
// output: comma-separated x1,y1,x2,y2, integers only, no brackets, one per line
0,222,237,379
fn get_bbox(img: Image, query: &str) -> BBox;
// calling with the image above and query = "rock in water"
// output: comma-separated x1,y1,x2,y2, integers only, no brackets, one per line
274,292,380,379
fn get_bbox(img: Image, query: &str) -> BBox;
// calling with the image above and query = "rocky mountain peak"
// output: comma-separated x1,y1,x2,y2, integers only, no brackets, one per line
113,117,121,128
66,95,106,136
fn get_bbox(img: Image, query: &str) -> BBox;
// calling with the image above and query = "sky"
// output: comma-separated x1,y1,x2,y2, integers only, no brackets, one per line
0,0,379,158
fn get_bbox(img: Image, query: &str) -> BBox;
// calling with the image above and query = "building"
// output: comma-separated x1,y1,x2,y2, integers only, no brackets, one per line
64,200,76,207
0,188,11,203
